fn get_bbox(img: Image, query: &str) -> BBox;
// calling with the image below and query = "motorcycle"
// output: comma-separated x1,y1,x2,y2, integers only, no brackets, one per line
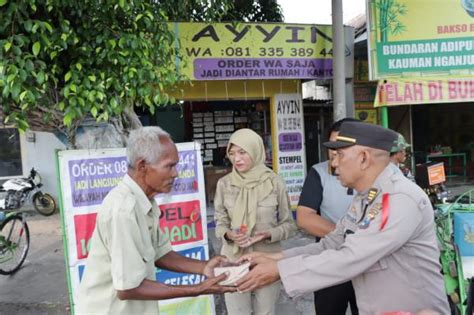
0,168,57,216
415,161,450,206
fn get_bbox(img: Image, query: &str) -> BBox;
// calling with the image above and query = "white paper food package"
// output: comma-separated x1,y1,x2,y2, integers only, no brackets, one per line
214,262,251,286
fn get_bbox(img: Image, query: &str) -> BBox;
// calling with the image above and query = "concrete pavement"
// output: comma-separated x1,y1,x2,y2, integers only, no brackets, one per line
0,211,69,315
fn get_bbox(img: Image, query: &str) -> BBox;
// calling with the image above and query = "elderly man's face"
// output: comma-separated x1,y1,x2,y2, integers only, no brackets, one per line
331,146,363,188
144,138,179,194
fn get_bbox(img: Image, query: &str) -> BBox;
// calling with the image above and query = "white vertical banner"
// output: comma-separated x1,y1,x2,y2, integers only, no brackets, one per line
272,93,307,209
56,142,215,315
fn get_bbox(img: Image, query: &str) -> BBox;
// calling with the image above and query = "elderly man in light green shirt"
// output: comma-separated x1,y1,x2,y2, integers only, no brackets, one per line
76,126,235,315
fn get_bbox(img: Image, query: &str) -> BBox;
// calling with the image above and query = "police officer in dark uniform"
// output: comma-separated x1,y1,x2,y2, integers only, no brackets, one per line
235,122,450,314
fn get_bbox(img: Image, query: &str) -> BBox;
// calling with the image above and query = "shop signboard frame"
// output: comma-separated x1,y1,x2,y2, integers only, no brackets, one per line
172,22,354,81
374,76,474,107
272,93,307,210
367,0,474,80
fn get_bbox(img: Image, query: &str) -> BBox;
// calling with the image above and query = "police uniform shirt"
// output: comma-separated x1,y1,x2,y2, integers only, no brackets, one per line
277,165,449,314
76,174,173,315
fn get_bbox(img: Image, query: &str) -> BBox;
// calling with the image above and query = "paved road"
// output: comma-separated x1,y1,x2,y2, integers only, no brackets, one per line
0,211,69,315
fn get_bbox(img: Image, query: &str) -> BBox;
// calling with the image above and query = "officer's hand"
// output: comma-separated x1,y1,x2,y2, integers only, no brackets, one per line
203,255,229,278
197,273,238,295
235,256,280,292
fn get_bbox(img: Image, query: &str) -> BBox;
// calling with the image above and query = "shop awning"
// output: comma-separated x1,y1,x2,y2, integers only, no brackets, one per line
374,76,474,107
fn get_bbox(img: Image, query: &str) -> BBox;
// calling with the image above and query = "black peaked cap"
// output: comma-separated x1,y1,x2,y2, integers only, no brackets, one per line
323,121,398,152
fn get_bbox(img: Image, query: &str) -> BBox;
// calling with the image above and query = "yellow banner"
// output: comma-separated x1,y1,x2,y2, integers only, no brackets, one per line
159,296,212,315
368,0,474,79
172,22,344,81
374,77,474,107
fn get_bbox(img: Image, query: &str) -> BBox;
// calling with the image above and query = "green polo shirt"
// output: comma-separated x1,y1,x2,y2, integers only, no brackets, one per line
76,174,172,315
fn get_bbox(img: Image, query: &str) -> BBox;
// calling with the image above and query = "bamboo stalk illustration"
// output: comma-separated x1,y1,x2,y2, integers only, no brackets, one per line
376,0,407,42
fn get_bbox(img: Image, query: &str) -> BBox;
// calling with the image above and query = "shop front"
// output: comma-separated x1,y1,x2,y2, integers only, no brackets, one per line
161,22,354,209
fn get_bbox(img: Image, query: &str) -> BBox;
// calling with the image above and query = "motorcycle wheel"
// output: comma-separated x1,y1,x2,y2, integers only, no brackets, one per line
32,193,57,216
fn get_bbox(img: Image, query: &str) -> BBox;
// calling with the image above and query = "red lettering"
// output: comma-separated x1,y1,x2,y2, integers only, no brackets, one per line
413,83,423,100
437,24,468,34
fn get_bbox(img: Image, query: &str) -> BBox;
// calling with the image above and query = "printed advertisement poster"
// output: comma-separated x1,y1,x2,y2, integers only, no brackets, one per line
171,22,354,80
156,246,208,285
374,77,474,106
367,0,474,79
56,143,214,314
159,296,213,315
159,200,204,246
272,94,307,209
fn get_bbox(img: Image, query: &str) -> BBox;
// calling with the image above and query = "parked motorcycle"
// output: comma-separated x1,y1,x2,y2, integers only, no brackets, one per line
415,162,450,206
0,168,57,216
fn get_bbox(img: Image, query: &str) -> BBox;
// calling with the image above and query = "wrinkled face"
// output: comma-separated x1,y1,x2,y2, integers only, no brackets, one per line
228,144,253,173
331,146,363,188
144,138,179,194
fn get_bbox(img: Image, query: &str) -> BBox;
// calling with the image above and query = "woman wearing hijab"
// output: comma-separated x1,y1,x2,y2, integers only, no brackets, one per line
214,128,297,315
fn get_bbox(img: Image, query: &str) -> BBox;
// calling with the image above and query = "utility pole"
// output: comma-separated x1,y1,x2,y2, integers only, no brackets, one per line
332,0,346,121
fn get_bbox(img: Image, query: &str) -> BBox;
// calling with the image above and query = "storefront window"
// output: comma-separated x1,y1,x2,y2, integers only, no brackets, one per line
0,128,23,177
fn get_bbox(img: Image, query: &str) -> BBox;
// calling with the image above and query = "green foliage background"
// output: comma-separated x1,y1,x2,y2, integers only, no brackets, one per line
0,0,282,141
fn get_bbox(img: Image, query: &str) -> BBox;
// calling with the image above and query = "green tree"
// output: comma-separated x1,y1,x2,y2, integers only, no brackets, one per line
222,0,283,22
0,0,233,145
0,0,283,146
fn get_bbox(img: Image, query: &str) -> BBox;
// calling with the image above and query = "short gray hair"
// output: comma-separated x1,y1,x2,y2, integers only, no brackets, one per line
126,126,171,167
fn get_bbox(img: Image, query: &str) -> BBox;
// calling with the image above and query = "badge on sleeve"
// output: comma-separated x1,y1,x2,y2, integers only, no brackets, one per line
358,203,382,229
358,194,390,230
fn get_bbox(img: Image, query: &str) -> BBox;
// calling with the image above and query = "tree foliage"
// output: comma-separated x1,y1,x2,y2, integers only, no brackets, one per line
222,0,283,22
0,0,282,143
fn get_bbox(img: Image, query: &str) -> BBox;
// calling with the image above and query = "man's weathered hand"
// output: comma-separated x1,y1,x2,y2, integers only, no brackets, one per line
197,273,238,295
203,255,229,278
235,256,280,292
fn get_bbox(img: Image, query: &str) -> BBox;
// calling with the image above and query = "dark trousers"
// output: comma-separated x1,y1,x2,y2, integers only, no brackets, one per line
314,281,359,315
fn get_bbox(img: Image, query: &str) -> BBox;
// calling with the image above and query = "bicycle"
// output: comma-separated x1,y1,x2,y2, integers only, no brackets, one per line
0,210,30,275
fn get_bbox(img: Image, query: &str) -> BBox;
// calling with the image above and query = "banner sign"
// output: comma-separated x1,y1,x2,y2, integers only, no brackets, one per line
57,143,214,314
367,0,474,79
159,296,213,315
68,157,127,207
156,246,207,285
159,200,204,245
172,22,354,80
272,94,307,209
170,150,199,195
374,77,474,107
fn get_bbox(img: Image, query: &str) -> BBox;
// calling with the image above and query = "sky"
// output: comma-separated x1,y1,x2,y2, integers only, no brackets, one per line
278,0,366,24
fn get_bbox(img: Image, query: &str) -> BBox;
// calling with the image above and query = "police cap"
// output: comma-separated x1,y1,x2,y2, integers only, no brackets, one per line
323,121,398,152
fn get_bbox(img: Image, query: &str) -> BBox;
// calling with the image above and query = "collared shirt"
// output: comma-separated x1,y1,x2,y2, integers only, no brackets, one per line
278,165,449,314
76,174,172,315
